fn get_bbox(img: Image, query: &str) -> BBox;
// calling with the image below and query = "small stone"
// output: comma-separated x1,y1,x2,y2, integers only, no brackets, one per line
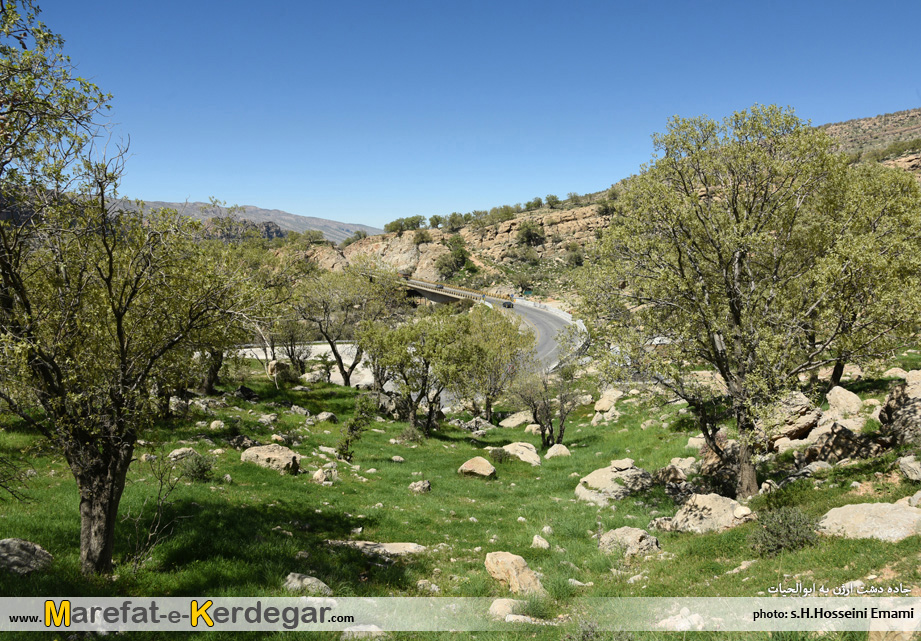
409,480,431,494
531,535,550,549
391,456,404,464
283,573,332,595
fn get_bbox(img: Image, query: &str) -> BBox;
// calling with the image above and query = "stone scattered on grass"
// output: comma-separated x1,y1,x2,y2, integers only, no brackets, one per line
409,480,431,494
283,573,332,595
458,457,496,478
599,526,661,558
0,539,53,575
484,551,547,595
241,444,302,474
818,503,921,542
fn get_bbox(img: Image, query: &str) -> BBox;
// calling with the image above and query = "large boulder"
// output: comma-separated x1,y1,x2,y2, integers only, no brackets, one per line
502,442,541,466
654,493,755,534
499,410,533,428
827,386,863,417
240,444,302,474
576,459,653,505
599,527,661,558
898,456,921,482
883,368,909,380
326,540,427,558
545,444,571,459
818,503,921,542
594,389,624,413
798,423,882,465
458,456,496,478
0,539,53,575
484,551,547,595
756,391,822,444
879,380,921,446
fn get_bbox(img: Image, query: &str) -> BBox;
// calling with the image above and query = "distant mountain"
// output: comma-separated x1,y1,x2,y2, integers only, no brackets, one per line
116,200,383,244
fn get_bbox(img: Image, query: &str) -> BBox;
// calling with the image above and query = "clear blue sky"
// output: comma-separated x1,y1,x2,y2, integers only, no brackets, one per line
42,0,921,228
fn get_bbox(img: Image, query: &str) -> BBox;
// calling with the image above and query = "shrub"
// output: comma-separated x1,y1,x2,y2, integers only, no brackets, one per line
749,506,818,557
413,229,432,245
399,425,424,443
179,454,214,482
489,448,511,464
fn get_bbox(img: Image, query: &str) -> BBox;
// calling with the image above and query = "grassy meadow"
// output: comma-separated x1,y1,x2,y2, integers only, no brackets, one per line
2,355,921,640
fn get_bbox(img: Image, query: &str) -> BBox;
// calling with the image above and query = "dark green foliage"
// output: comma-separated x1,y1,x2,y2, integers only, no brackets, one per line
339,229,367,248
178,455,214,482
525,196,543,211
517,220,545,246
545,194,561,209
749,506,818,557
412,229,432,245
399,424,423,443
488,448,511,464
436,234,469,278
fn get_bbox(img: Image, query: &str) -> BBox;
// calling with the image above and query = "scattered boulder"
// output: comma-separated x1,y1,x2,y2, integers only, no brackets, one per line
312,468,338,483
229,434,258,450
484,551,547,595
757,392,822,444
576,459,653,505
0,539,53,575
489,598,526,620
341,624,385,639
167,447,198,462
654,464,687,484
594,389,624,413
458,456,497,478
326,540,426,558
896,491,921,508
524,424,542,435
798,423,882,466
907,370,921,385
818,503,921,542
241,444,302,474
283,573,332,595
879,379,921,446
670,457,698,475
209,420,225,430
267,360,291,378
827,386,863,417
545,444,570,459
169,396,189,416
531,535,550,549
502,442,541,466
884,368,909,380
898,455,921,482
234,385,260,402
686,436,706,450
599,527,661,558
257,413,278,425
653,493,755,534
409,480,431,494
316,411,338,424
391,456,405,464
499,410,532,428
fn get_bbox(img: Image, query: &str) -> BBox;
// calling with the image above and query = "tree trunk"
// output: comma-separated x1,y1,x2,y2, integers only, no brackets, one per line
484,398,493,424
828,358,846,390
735,411,759,498
70,443,134,575
200,349,223,395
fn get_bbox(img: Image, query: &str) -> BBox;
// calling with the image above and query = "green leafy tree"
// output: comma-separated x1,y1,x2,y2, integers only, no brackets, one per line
580,105,921,498
428,214,443,229
446,305,535,422
446,212,465,232
516,220,545,246
292,263,407,386
545,194,561,209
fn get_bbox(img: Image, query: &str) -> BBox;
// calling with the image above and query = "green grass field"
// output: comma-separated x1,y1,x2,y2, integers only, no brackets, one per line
2,358,920,640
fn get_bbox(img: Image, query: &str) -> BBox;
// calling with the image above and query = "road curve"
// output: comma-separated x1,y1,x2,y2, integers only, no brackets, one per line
403,277,572,370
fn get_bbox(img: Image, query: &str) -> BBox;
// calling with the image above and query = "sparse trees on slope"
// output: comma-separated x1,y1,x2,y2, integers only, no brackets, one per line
580,105,921,498
292,264,407,387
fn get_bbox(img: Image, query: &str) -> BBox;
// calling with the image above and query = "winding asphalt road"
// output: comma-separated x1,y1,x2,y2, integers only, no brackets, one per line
403,278,572,369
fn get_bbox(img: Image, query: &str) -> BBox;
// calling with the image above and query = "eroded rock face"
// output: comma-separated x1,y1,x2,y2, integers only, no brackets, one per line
458,456,497,478
576,459,653,505
653,493,755,534
798,423,882,466
880,379,921,446
241,444,302,474
0,539,53,575
484,551,546,595
599,527,661,558
819,503,921,542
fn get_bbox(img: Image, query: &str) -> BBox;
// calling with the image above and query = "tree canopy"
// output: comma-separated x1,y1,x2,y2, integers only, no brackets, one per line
581,104,921,497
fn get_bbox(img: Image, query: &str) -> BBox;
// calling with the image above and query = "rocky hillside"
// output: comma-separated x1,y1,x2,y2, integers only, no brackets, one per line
115,200,383,244
821,106,921,157
307,204,609,287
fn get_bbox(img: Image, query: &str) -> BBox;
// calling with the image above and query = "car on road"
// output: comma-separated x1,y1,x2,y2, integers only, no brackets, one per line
435,284,444,289
502,300,514,308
